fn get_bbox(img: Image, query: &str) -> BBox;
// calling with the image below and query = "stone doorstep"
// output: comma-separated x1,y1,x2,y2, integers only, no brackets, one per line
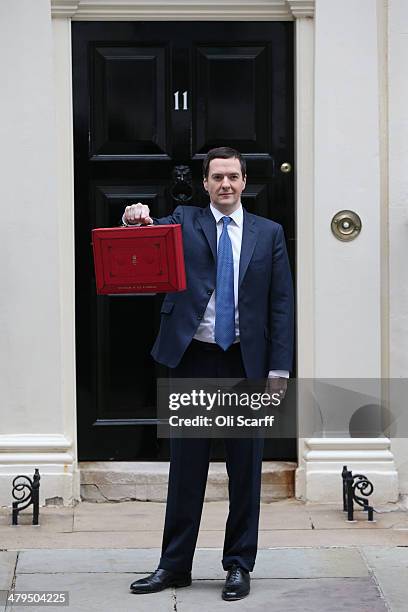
79,461,297,503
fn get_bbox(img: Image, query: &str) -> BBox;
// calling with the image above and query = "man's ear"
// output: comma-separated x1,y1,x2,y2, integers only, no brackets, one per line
203,177,208,191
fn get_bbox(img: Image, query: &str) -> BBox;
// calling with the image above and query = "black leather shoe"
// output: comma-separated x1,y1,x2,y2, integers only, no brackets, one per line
222,564,250,601
130,568,192,594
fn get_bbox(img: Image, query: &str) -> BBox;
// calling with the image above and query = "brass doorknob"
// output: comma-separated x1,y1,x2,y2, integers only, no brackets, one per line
280,162,292,173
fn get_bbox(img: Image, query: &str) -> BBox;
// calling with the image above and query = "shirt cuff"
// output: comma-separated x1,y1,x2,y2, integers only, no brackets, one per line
268,370,289,378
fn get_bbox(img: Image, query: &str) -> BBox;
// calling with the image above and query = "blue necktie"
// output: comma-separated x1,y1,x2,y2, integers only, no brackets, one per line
215,216,236,350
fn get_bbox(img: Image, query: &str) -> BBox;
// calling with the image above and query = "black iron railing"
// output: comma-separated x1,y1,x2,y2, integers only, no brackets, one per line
342,465,375,522
12,468,40,525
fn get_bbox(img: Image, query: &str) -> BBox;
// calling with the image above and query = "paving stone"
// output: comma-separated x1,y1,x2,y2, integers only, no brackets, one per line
176,577,387,611
11,573,173,611
362,546,408,568
73,500,224,532
361,547,408,612
251,548,368,579
73,501,165,532
0,509,73,533
202,500,309,529
0,553,17,591
0,530,165,550
259,509,311,530
16,549,160,574
16,548,368,580
359,568,408,612
308,506,408,529
2,526,408,550
189,548,369,579
255,528,408,547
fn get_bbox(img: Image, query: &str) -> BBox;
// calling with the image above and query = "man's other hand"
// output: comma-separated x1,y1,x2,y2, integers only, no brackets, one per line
124,202,153,225
265,376,288,403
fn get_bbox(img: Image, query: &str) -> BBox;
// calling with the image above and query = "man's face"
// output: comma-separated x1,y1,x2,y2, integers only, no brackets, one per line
203,157,246,212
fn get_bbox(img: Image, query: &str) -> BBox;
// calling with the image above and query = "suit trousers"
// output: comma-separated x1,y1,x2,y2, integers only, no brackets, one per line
158,339,265,573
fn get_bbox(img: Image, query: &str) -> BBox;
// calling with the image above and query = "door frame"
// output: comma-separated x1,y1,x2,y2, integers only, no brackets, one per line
50,0,315,498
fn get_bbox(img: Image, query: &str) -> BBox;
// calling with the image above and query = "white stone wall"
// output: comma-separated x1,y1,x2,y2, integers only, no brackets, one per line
314,0,382,379
388,0,408,495
389,1,408,380
297,0,398,502
0,0,78,506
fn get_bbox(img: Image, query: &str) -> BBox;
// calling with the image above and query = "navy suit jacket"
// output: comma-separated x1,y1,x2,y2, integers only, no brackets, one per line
150,205,294,378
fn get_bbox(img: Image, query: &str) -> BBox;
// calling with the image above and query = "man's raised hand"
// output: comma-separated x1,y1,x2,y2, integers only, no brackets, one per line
124,202,153,225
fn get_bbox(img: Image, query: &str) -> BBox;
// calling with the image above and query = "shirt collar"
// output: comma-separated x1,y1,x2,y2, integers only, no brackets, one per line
210,202,243,228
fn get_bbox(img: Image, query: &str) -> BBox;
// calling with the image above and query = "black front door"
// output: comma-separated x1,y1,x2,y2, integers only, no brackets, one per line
72,21,295,461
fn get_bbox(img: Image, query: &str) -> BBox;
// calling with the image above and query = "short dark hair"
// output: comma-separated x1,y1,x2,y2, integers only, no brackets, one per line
202,147,246,179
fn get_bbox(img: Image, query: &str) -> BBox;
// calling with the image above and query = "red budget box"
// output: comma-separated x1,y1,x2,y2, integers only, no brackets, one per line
92,224,186,294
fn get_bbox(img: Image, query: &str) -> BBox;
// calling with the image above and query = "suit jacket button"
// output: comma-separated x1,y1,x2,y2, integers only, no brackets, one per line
207,290,213,295
197,315,203,320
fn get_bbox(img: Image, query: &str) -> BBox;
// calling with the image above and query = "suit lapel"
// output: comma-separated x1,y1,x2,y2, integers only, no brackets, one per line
239,210,258,287
197,206,217,261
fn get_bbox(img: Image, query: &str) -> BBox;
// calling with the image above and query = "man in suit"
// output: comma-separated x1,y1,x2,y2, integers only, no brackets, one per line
124,147,294,601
